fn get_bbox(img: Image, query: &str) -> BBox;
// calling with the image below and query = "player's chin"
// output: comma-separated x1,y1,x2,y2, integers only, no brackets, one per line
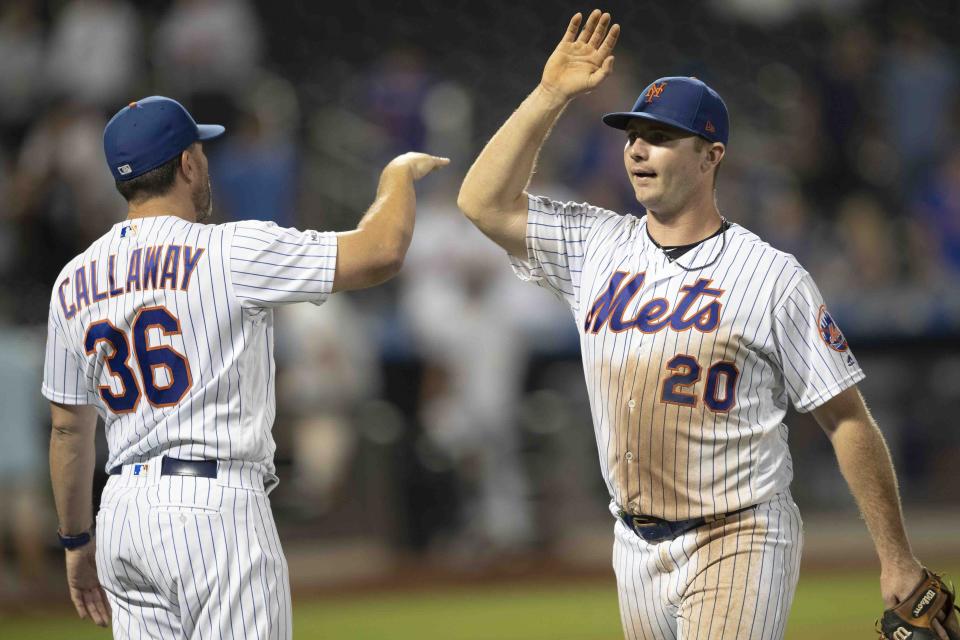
632,185,660,206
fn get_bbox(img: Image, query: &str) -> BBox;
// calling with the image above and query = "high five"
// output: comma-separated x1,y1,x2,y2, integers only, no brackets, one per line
457,10,618,257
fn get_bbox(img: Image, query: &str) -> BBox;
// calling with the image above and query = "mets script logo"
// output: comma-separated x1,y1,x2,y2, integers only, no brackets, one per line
584,272,723,334
645,82,667,103
817,305,848,352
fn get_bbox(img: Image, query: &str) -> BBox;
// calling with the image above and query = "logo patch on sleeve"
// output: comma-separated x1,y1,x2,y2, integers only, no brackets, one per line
817,305,848,352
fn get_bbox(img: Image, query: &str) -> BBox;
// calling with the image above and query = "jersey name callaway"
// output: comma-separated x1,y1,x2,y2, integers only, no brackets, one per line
42,215,338,477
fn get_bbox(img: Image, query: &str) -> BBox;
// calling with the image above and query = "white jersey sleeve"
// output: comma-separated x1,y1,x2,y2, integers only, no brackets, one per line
41,305,92,406
509,193,620,309
229,220,338,308
771,271,865,412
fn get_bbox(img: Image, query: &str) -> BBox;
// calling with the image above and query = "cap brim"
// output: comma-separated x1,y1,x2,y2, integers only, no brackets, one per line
197,124,226,140
602,111,699,137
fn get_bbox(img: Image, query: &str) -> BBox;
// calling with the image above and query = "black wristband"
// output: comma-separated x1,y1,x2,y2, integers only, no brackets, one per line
58,528,92,550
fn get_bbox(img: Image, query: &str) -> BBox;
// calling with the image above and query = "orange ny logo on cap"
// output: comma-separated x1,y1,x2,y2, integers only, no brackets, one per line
645,82,667,103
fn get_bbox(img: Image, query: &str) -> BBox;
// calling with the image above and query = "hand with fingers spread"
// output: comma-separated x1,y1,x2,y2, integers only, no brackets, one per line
541,9,620,102
65,542,112,627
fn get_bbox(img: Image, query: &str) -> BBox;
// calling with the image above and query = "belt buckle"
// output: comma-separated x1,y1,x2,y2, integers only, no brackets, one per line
619,510,670,542
629,515,661,528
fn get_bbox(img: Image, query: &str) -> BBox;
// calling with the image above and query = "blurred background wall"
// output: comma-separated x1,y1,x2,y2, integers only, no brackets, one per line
0,0,958,609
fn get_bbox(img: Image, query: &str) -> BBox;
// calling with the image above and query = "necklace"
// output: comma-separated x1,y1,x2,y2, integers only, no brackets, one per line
648,217,730,272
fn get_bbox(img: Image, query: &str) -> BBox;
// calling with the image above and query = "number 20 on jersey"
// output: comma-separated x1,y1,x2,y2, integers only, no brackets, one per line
661,354,739,412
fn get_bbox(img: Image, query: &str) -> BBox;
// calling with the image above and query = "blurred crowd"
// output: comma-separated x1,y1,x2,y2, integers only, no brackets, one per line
1,0,959,599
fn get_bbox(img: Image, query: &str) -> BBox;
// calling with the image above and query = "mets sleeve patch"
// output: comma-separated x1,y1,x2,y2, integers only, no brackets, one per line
817,304,848,353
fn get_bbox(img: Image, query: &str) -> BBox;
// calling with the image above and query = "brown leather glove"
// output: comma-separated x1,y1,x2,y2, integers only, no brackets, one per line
879,569,960,640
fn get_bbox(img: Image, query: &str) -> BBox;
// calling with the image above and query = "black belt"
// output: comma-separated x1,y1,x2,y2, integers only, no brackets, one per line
108,456,218,479
617,504,756,544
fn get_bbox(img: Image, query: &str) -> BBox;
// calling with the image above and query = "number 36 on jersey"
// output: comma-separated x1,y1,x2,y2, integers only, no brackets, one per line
83,306,192,413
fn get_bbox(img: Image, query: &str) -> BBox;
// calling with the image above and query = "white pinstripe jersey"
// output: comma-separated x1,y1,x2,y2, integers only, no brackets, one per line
42,215,338,477
511,195,864,520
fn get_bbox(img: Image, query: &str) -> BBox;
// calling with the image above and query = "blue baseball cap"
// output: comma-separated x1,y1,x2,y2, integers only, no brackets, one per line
103,96,225,181
602,76,729,145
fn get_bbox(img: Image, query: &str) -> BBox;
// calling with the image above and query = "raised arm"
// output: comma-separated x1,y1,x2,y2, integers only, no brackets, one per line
333,152,449,292
456,10,619,257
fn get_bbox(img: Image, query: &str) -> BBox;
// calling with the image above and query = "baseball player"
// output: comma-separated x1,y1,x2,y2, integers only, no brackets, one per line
43,95,447,638
457,10,950,639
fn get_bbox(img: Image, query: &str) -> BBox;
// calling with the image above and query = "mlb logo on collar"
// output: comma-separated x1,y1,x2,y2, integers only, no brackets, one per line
120,223,138,238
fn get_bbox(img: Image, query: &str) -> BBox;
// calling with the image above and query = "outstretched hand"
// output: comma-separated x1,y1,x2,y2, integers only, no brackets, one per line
387,152,451,181
541,10,620,101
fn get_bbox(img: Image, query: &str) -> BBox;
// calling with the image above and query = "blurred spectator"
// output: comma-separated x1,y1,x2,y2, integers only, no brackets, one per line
7,101,123,322
154,0,263,111
208,74,301,225
835,192,898,288
817,193,899,334
420,80,474,173
44,0,141,108
362,49,433,161
807,24,880,207
710,0,868,27
759,185,819,260
12,101,123,232
824,191,960,336
0,326,50,597
0,0,44,149
912,147,960,276
274,297,381,517
400,184,536,554
879,18,958,197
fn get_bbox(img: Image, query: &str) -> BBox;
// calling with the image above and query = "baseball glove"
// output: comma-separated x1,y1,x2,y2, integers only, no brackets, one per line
879,569,960,640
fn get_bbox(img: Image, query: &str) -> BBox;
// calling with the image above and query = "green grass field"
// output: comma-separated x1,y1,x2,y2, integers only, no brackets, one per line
5,568,953,638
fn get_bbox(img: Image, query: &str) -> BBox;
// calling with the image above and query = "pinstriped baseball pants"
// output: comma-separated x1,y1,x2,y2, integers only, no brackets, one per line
613,492,803,640
94,460,292,639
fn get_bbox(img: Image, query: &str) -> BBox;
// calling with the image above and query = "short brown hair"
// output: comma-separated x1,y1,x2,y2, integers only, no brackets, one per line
115,154,180,203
